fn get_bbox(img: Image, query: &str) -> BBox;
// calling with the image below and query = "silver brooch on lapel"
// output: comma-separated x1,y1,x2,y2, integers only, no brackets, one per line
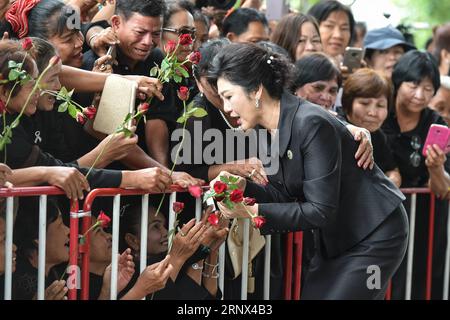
287,150,293,159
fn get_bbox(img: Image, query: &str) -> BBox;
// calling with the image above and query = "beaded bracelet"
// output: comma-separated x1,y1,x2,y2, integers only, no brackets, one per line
204,262,219,274
202,271,219,279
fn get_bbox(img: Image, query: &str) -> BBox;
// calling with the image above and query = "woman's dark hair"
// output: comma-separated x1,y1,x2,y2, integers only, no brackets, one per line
257,41,291,60
208,43,292,99
270,13,320,61
163,0,194,28
193,38,230,80
307,0,355,43
0,40,36,98
116,0,165,20
292,52,342,92
392,50,440,95
342,68,393,114
119,201,159,253
193,8,210,30
14,197,60,260
1,0,78,40
29,37,57,73
432,23,450,67
221,7,268,37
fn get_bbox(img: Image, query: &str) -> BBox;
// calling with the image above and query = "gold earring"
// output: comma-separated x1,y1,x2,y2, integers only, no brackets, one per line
255,98,260,109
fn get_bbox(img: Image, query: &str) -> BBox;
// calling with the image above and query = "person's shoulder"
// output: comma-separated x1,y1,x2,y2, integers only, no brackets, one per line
148,48,165,65
423,107,448,126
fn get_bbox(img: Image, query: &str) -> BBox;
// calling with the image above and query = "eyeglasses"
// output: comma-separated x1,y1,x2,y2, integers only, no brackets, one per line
409,135,422,167
162,27,196,40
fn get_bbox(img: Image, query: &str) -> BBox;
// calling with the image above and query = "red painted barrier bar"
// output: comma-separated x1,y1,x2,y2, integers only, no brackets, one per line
386,280,392,300
79,186,192,300
284,233,294,300
293,231,303,300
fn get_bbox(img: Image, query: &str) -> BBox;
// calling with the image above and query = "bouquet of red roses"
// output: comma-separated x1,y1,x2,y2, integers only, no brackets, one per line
204,175,266,229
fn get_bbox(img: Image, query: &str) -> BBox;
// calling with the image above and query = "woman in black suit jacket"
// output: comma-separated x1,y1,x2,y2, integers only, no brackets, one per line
207,43,409,300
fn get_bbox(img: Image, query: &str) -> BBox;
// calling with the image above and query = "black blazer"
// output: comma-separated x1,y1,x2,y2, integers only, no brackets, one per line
245,92,405,258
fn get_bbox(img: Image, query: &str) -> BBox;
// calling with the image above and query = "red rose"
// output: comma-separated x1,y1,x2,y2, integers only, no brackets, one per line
21,38,33,51
230,189,244,203
76,113,87,124
213,181,227,194
214,194,225,202
188,185,202,198
177,86,189,101
49,55,61,67
244,197,256,206
97,211,111,228
0,100,6,113
188,51,201,65
253,216,266,229
164,40,177,54
83,105,97,120
207,212,220,227
138,102,150,113
179,34,193,46
173,201,185,214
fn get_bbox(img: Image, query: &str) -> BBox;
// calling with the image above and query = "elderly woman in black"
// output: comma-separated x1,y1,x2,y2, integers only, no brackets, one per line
382,50,450,299
208,43,408,300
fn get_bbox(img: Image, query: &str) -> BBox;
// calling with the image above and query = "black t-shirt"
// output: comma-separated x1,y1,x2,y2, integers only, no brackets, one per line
174,94,256,181
382,107,450,187
0,112,122,188
371,129,398,173
338,111,398,173
88,272,104,300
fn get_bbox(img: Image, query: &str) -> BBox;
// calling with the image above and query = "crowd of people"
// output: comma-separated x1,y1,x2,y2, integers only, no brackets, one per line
0,0,449,300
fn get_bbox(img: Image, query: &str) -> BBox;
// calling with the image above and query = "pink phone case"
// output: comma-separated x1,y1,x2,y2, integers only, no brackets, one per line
422,124,450,156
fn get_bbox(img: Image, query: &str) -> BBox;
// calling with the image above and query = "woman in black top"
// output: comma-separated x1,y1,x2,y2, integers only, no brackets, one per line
341,68,401,186
13,198,69,300
382,50,450,299
208,43,408,299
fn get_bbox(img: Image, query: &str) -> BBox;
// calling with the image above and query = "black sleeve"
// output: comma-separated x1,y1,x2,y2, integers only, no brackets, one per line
256,115,342,235
153,274,218,300
174,109,210,181
373,130,398,173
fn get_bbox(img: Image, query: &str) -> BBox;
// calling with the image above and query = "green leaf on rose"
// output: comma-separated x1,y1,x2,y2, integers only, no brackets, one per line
176,66,189,78
58,102,68,113
8,69,20,81
191,108,207,118
220,176,230,184
229,176,239,183
173,74,182,83
8,61,17,69
150,66,158,77
68,104,78,118
223,198,234,210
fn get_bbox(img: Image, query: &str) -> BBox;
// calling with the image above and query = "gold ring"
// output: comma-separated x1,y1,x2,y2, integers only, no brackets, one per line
179,230,186,237
99,64,107,71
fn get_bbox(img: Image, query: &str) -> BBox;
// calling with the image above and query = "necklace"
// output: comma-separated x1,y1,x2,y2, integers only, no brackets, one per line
218,109,241,132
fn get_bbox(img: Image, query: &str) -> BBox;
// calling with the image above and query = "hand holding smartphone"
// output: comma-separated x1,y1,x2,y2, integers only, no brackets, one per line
342,47,364,73
422,124,450,156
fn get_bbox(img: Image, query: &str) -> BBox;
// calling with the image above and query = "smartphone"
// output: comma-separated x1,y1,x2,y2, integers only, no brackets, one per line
422,124,450,156
342,47,364,73
105,45,116,65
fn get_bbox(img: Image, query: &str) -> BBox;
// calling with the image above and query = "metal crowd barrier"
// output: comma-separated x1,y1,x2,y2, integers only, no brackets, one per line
283,188,450,300
2,186,450,300
0,187,78,300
